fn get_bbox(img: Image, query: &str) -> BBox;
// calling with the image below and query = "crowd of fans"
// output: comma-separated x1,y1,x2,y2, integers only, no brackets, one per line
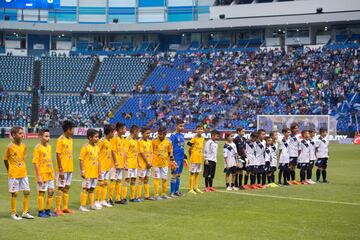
146,47,359,132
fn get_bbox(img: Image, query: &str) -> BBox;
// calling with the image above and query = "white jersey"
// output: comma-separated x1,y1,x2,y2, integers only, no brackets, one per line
279,138,290,164
255,140,266,165
270,144,278,167
204,139,218,162
245,140,256,166
289,135,300,157
316,137,329,158
265,146,271,163
309,138,316,161
298,139,311,163
223,142,237,168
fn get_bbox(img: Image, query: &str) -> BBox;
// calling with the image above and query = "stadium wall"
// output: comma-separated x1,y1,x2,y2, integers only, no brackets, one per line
0,0,358,32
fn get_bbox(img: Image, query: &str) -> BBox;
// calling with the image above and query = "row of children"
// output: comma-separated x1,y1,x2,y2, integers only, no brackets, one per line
3,120,328,220
202,124,329,192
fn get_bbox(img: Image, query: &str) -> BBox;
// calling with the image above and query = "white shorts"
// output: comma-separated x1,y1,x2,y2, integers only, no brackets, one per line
56,172,73,188
110,168,124,181
82,178,98,189
37,180,55,192
139,169,151,178
190,163,202,173
8,177,30,193
125,168,138,179
152,167,168,179
99,171,110,181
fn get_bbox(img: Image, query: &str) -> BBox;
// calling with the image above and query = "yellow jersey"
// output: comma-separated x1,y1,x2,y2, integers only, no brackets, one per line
4,142,27,178
138,139,153,169
125,137,139,169
32,143,54,181
79,143,100,179
98,137,113,172
152,138,172,168
56,135,73,172
189,136,205,164
111,135,126,168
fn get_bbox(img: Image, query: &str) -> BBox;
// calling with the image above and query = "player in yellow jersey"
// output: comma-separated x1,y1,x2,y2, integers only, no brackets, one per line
55,120,75,215
123,125,141,203
152,127,174,200
79,129,102,212
95,125,116,208
33,129,57,218
187,125,205,194
137,126,154,201
4,127,34,220
109,122,127,205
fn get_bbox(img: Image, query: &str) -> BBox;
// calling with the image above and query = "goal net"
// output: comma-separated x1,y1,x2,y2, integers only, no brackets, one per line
257,115,337,135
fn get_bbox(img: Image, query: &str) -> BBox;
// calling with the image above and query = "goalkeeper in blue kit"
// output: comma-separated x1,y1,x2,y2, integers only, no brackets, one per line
169,119,187,197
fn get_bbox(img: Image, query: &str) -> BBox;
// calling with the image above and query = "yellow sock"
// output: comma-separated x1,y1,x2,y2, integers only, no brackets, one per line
23,194,30,214
161,179,167,195
194,174,200,189
121,185,128,200
55,191,63,210
153,179,160,196
89,192,95,206
115,182,121,201
80,190,87,207
109,181,116,201
46,195,53,210
95,185,101,201
137,184,143,199
10,195,17,214
130,185,136,200
38,192,45,211
63,192,69,210
101,185,108,202
144,183,150,198
189,174,194,190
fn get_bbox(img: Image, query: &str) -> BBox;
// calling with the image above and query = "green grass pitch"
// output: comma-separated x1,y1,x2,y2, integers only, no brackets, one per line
0,138,359,240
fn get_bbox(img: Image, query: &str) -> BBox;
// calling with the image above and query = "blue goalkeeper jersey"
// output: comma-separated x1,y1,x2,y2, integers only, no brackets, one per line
170,132,185,161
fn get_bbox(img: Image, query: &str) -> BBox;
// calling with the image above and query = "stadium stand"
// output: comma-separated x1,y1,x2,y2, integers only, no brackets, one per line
0,93,32,127
40,57,96,92
143,55,196,92
93,57,151,93
0,56,34,91
109,94,167,127
38,94,121,128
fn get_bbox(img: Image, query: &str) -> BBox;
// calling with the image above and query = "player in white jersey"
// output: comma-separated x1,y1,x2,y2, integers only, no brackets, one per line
315,128,329,183
223,133,238,191
203,130,220,192
245,132,258,187
264,137,272,184
298,130,311,184
278,128,291,185
255,129,266,186
307,130,317,184
269,132,278,185
288,123,300,182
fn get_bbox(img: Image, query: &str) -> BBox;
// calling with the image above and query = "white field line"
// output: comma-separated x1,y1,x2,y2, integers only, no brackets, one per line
1,173,359,206
217,190,360,206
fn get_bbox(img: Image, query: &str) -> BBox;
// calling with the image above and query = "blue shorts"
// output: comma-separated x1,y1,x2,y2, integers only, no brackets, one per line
171,159,184,175
289,157,298,166
315,158,328,169
279,163,288,171
297,163,309,170
255,165,265,174
246,165,255,173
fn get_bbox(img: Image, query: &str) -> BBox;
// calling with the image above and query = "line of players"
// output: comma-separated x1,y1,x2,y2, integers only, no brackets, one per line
3,120,201,220
3,120,329,220
218,124,329,191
